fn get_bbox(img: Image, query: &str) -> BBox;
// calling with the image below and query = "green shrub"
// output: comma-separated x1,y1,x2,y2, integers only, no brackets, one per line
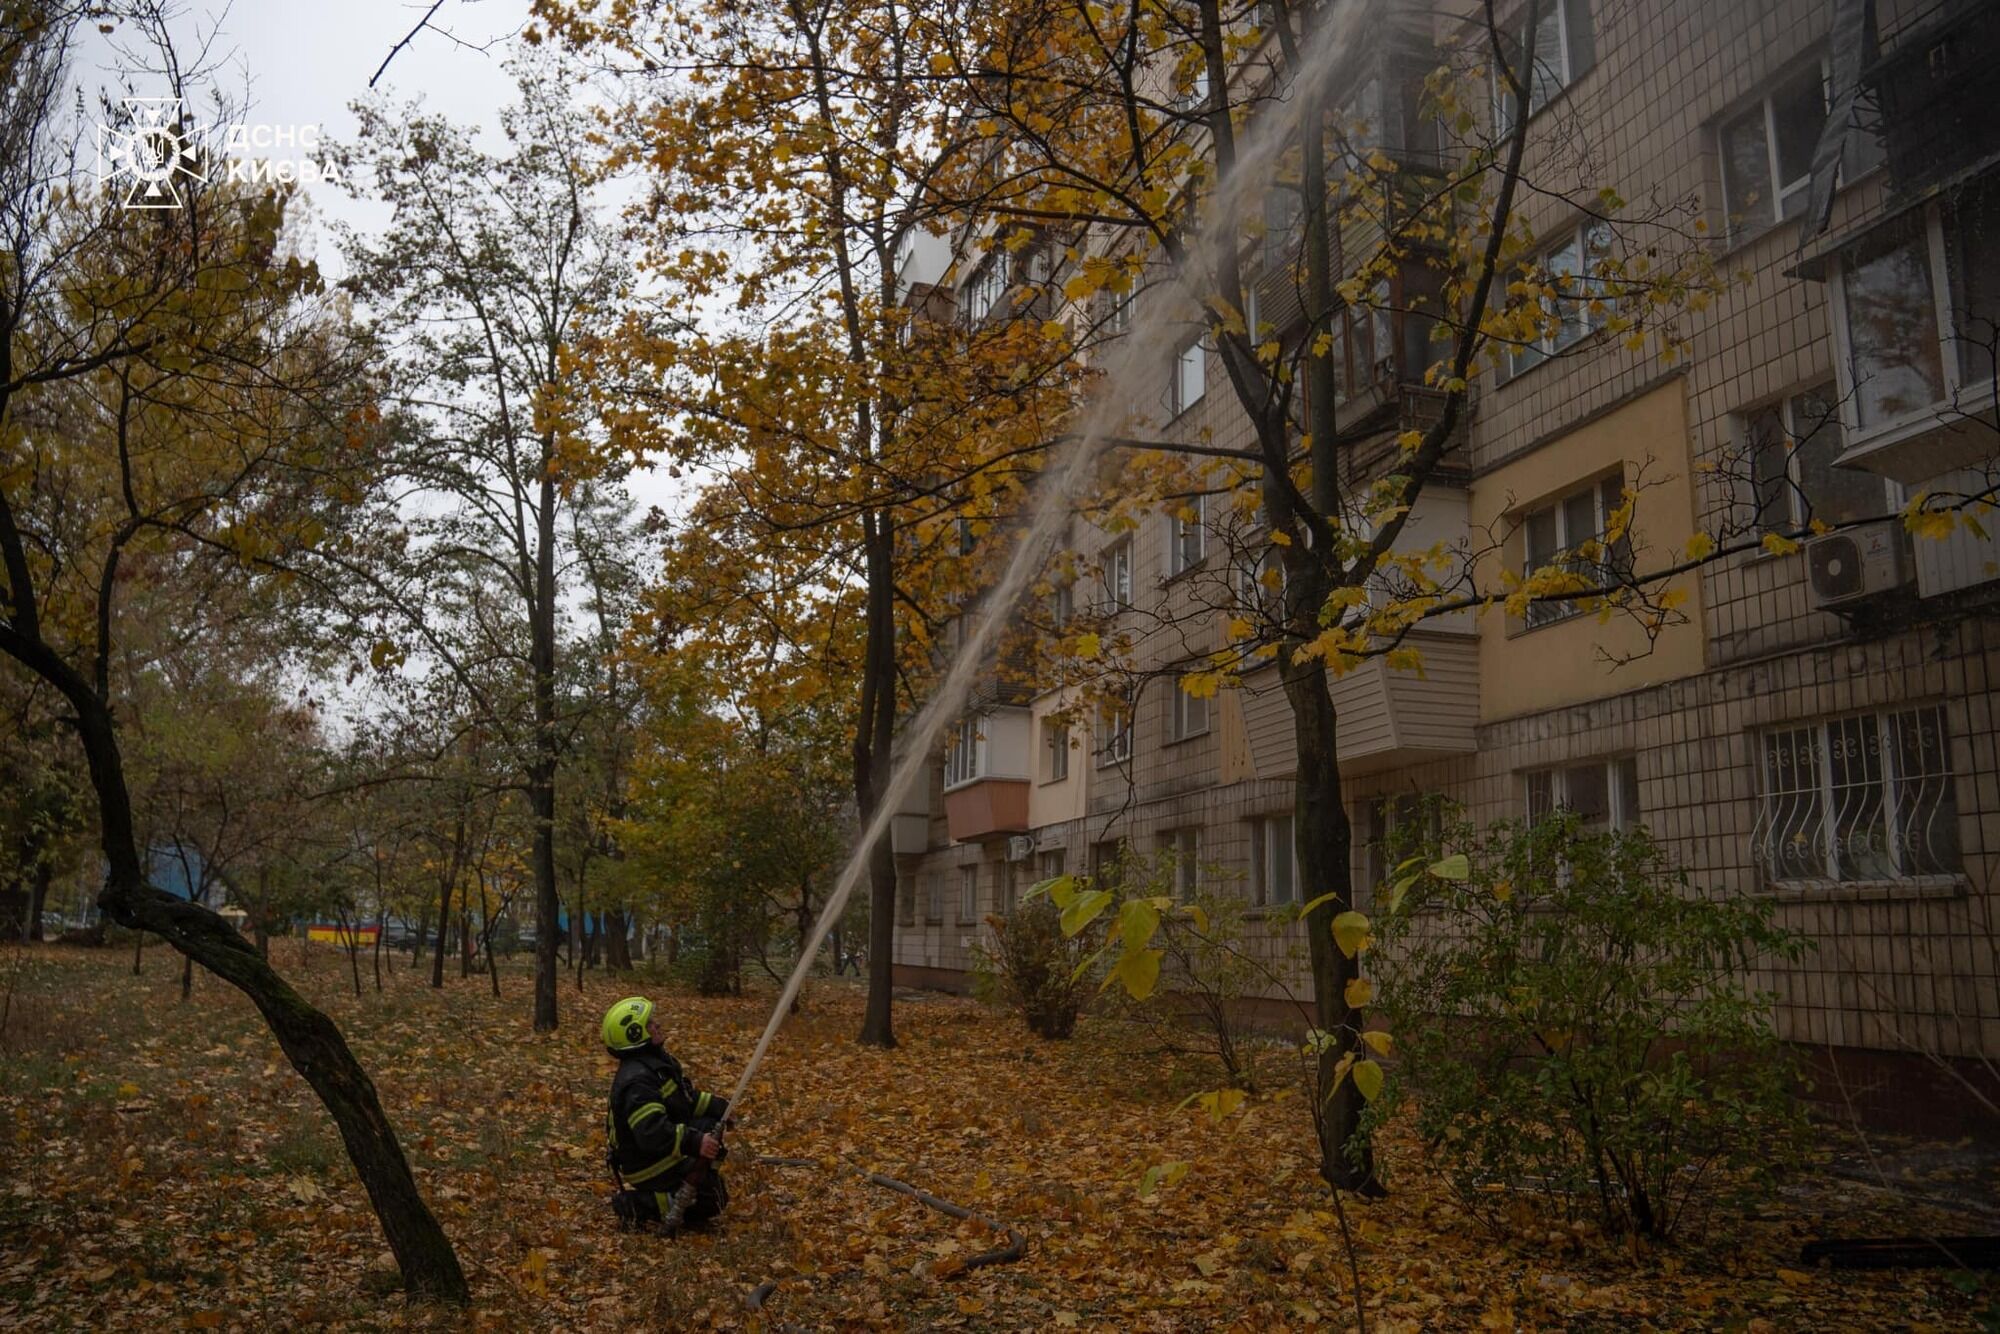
972,893,1095,1039
1370,807,1809,1239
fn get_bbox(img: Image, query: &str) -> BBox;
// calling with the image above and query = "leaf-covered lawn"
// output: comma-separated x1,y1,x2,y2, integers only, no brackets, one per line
0,945,1990,1330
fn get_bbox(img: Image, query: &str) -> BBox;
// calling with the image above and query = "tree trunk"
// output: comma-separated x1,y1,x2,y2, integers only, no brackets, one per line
181,953,193,1002
345,916,363,999
460,906,474,978
431,815,464,991
27,863,49,942
604,906,631,971
529,463,562,1034
411,906,427,968
478,877,500,1000
132,930,143,975
856,518,898,1049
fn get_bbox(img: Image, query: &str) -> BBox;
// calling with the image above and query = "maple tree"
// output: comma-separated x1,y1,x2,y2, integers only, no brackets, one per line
533,0,1085,1047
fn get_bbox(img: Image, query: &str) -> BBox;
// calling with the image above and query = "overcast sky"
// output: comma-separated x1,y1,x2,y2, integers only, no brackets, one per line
71,0,686,517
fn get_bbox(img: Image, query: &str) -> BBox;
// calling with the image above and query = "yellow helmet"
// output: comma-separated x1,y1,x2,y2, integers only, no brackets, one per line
602,996,655,1054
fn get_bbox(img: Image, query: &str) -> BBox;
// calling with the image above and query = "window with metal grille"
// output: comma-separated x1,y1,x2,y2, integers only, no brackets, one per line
1518,473,1633,628
1752,705,1960,884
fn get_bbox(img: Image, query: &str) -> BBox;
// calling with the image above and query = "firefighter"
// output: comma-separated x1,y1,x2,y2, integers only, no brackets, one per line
601,996,730,1231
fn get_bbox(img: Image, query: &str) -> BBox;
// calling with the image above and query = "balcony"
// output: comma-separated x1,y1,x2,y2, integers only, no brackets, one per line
944,779,1032,842
942,707,1034,843
1241,631,1477,779
1865,0,2000,197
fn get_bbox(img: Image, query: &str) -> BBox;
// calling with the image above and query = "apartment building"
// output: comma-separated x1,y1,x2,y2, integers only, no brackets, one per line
890,0,2000,1124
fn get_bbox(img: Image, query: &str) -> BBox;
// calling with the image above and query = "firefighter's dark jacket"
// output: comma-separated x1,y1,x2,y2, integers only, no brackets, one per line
607,1046,728,1189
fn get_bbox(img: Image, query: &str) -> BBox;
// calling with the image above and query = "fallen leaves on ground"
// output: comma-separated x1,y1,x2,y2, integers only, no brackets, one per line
0,945,1992,1330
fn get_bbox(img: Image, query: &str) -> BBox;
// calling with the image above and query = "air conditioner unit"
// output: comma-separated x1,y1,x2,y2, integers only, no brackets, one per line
1006,834,1036,862
1806,520,1913,609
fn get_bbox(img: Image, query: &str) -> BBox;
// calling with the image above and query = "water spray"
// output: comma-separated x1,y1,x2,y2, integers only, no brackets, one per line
722,0,1377,1119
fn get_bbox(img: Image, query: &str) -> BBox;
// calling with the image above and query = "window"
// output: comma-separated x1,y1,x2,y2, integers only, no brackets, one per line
1101,290,1133,338
1101,539,1133,610
1503,222,1612,378
1172,338,1207,416
1089,839,1125,886
957,515,978,556
1831,179,2000,445
1720,61,1829,237
998,860,1017,915
1518,473,1632,628
1746,382,1891,531
958,864,979,921
1238,545,1286,619
945,715,985,787
1753,706,1959,884
1360,794,1442,913
1174,62,1211,114
1260,186,1301,271
1050,580,1074,629
1169,493,1207,575
1251,814,1297,907
963,253,1011,323
897,875,917,927
1523,756,1642,830
1170,672,1211,741
1037,847,1068,883
1097,699,1133,765
1043,717,1070,782
1162,828,1201,898
1491,0,1594,132
924,875,944,924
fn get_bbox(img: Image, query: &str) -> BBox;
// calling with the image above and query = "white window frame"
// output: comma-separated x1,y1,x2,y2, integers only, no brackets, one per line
1164,827,1201,898
1752,705,1960,886
1522,756,1642,831
1251,813,1298,908
1101,539,1133,610
1097,699,1133,767
1168,492,1208,575
1517,472,1628,629
1744,382,1895,532
1828,196,2000,458
963,253,1011,323
1718,58,1829,238
924,874,944,924
1237,545,1286,618
1043,717,1070,782
958,864,979,921
1491,0,1589,134
1037,847,1067,883
1170,672,1211,741
1050,580,1074,629
944,715,986,789
1172,338,1207,416
1502,222,1611,380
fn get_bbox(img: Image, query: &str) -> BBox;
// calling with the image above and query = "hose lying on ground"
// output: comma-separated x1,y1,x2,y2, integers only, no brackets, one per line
742,1154,1027,1311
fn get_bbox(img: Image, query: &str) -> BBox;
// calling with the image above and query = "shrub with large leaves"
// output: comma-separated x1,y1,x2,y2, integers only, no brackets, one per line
1370,807,1809,1239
